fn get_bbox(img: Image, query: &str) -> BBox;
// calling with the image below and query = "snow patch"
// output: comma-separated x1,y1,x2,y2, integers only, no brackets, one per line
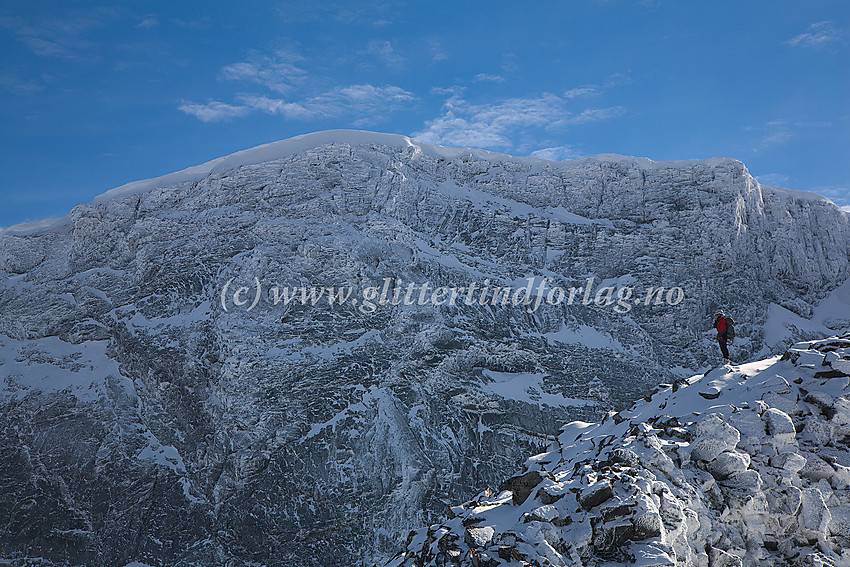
0,336,127,402
479,369,594,409
539,323,627,352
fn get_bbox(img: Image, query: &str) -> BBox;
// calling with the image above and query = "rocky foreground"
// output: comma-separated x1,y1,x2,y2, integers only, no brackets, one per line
389,334,850,567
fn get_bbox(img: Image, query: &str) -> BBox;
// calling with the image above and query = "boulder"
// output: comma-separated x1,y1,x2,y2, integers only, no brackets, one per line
592,521,634,551
708,547,743,567
799,488,831,540
633,511,663,540
804,392,837,420
801,454,836,481
763,408,796,447
828,504,850,538
464,526,495,549
708,451,751,480
579,481,613,510
690,416,740,462
769,451,806,474
499,471,543,505
718,470,762,492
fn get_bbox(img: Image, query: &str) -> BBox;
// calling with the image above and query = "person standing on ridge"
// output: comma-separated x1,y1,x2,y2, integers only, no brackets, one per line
714,312,730,362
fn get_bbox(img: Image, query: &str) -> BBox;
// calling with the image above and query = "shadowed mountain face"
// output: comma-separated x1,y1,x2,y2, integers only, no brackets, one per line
1,132,849,566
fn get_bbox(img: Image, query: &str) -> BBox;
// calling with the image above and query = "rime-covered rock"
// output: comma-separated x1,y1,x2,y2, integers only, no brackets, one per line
707,450,751,480
764,407,796,445
690,415,741,462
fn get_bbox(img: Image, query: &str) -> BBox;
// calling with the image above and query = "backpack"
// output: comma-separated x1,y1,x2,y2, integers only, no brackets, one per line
725,316,735,341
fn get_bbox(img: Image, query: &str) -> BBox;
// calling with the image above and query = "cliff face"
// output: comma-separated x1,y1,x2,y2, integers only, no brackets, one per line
1,131,849,566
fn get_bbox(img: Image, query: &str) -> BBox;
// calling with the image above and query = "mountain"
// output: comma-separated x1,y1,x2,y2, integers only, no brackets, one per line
1,130,849,566
389,334,850,567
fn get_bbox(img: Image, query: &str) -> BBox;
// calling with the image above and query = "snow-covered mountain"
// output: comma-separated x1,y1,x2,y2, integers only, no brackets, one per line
1,130,849,566
389,335,850,567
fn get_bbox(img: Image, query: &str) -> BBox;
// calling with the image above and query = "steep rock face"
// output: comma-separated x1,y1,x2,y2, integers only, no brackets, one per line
389,335,850,567
0,131,849,566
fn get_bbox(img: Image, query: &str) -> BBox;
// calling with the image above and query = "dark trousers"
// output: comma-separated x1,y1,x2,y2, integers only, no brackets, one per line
718,338,729,359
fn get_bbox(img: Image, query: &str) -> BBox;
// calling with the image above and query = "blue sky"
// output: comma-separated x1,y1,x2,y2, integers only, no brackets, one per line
1,1,848,228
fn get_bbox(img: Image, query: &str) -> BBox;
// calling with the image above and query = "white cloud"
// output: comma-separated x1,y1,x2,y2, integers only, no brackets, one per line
183,47,415,124
465,94,568,130
755,173,790,186
427,39,449,62
232,84,416,122
136,16,159,29
306,84,415,118
563,86,599,99
501,52,519,73
0,9,116,60
275,1,411,26
414,93,625,150
747,120,792,152
413,94,561,148
786,21,842,48
430,85,464,96
747,118,834,153
365,40,405,67
604,71,633,88
0,73,45,95
551,106,626,127
336,84,414,104
759,130,792,148
414,114,513,148
220,50,308,93
178,100,250,122
528,145,583,161
811,185,850,202
474,73,505,83
236,95,301,118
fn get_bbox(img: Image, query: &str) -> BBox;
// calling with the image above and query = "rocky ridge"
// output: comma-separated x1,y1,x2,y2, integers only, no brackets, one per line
389,335,850,566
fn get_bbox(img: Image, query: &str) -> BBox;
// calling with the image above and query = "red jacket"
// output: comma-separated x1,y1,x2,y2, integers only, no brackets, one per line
716,316,727,340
